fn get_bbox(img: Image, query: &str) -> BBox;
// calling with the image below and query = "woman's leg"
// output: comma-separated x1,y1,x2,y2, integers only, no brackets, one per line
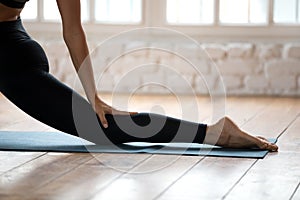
0,70,278,151
205,117,278,151
0,19,278,150
0,70,207,145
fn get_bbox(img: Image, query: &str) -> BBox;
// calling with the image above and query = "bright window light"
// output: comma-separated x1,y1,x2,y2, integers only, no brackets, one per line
274,0,300,23
298,0,300,22
81,0,89,22
219,0,268,24
43,0,89,22
21,0,37,20
167,0,214,24
250,0,268,23
95,0,142,23
43,0,61,21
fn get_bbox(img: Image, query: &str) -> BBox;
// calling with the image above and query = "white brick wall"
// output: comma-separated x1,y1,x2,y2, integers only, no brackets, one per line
222,75,243,90
227,43,254,58
257,44,282,61
245,75,269,90
41,40,300,96
218,59,258,76
283,44,300,59
266,59,300,76
203,44,226,60
269,76,297,90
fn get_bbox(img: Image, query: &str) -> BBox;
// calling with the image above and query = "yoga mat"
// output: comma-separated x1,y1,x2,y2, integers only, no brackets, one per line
0,131,277,159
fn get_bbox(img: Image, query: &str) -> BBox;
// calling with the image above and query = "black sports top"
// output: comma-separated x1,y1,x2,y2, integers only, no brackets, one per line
0,0,29,8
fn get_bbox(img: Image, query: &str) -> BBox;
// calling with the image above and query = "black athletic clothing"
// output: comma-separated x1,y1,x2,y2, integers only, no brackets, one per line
0,18,207,145
0,0,28,8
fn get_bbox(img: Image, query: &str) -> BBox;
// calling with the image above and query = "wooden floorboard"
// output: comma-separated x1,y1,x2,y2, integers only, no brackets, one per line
28,154,151,200
156,97,274,200
0,152,46,175
90,155,203,200
0,153,94,197
292,182,300,200
89,97,275,200
225,100,300,199
25,96,213,200
0,94,299,200
241,98,299,139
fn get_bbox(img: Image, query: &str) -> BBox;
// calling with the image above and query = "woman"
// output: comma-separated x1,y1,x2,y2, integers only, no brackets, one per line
0,0,278,151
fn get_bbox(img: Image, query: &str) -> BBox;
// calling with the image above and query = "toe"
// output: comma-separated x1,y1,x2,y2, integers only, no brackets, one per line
258,139,278,152
269,143,279,152
257,136,268,141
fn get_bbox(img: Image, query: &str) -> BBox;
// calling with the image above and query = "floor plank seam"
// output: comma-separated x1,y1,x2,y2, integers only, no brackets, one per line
0,152,48,176
30,154,98,193
289,181,300,200
222,101,299,200
152,156,206,200
86,154,154,200
237,98,276,130
240,98,276,125
221,159,259,200
0,97,298,200
276,115,300,140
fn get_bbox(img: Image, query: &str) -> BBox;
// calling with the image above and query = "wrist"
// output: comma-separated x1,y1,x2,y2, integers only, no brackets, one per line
94,94,102,103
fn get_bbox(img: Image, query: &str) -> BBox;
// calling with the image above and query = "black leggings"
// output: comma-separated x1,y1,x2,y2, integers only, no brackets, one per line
0,18,207,145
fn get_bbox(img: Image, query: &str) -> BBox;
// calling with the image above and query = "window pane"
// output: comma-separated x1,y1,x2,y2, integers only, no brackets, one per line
95,0,142,23
44,0,61,21
250,0,268,23
298,0,300,22
81,0,89,22
274,0,298,23
220,0,268,24
220,0,248,23
44,0,89,22
167,0,214,24
21,0,38,20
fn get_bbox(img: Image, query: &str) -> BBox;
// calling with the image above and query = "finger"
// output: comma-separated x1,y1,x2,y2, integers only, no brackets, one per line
130,112,138,115
111,109,131,115
99,113,108,128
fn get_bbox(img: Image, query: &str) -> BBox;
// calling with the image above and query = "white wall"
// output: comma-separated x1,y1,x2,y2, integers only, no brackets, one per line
35,34,300,97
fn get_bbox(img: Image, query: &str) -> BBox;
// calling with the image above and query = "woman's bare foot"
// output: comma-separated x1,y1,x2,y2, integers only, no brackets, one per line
204,116,278,151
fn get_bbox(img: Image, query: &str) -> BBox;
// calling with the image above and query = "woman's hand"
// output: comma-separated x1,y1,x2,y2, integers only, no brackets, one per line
56,0,137,127
94,96,138,128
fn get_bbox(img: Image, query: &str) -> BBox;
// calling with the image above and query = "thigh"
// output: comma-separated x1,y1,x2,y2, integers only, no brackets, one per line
1,70,122,145
0,71,91,136
0,71,207,145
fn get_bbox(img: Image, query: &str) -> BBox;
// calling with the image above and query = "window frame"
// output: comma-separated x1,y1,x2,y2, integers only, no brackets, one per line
23,0,300,39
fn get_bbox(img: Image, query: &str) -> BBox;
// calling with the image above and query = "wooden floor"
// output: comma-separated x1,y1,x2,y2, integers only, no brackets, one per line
0,94,299,200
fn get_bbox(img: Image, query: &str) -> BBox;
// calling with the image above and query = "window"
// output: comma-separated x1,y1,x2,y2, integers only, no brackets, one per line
22,0,141,23
219,0,268,24
43,0,61,21
167,0,300,25
22,0,300,38
21,0,37,20
274,0,300,23
95,0,142,23
167,0,214,25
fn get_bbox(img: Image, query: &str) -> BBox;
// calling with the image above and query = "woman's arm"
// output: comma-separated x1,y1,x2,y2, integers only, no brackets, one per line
56,0,134,128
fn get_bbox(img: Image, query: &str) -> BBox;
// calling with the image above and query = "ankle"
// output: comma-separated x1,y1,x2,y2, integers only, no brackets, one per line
204,125,222,145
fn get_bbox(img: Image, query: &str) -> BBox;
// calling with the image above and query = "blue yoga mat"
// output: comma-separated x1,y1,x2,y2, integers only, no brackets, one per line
0,131,277,159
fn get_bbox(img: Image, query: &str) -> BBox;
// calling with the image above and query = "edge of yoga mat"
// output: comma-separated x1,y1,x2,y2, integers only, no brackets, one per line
0,131,278,159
